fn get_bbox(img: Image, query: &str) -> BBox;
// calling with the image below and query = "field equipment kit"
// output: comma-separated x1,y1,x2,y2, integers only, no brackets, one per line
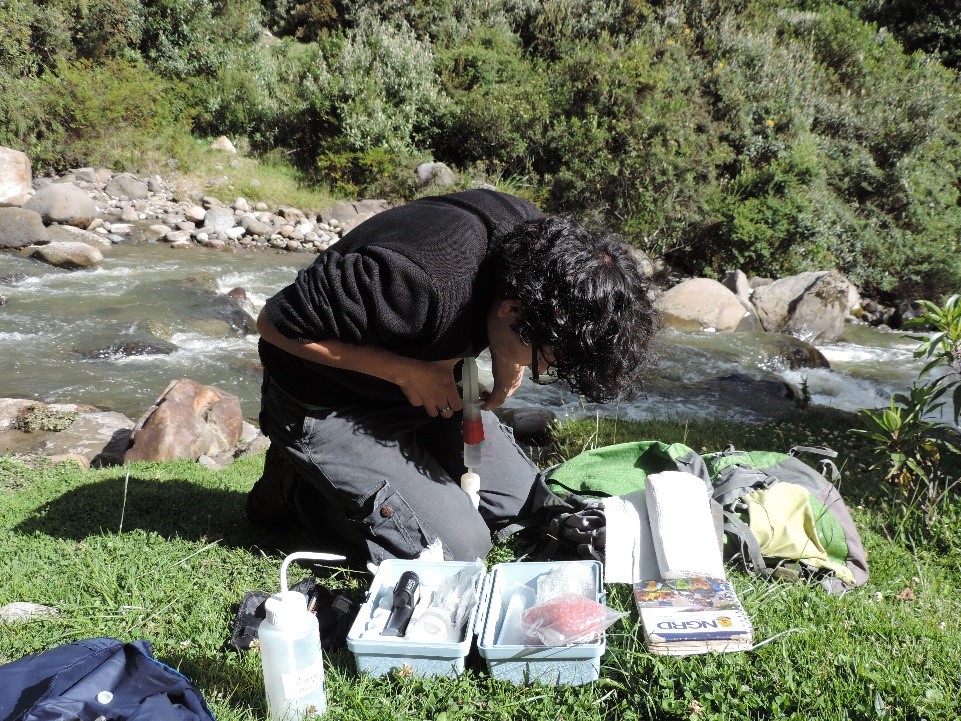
346,558,618,685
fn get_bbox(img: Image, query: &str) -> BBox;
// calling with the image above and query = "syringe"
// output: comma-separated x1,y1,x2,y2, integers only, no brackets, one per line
460,355,484,508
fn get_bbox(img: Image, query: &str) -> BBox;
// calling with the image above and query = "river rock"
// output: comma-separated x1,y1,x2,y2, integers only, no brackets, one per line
655,277,759,332
721,269,751,302
105,172,149,200
204,206,236,232
0,207,49,248
211,135,237,153
0,147,33,206
240,214,273,236
755,332,830,370
36,410,135,466
497,407,557,445
28,241,103,269
752,271,858,343
630,247,655,279
124,379,244,463
76,339,178,359
22,182,97,227
45,223,112,249
216,288,259,335
415,161,457,190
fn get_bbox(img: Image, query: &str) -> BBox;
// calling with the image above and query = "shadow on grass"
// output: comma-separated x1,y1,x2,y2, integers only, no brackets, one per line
12,474,370,570
13,475,293,551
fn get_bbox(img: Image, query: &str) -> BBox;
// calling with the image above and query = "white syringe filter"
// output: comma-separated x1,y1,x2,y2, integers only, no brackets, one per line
460,471,480,494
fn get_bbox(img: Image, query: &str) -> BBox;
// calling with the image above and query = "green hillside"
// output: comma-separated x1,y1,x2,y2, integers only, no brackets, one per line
1,0,959,300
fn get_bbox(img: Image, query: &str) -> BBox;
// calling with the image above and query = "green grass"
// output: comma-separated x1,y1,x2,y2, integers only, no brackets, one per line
168,141,341,214
2,410,960,720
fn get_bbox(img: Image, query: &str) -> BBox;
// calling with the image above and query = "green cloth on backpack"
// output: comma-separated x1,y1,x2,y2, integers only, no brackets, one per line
743,484,856,586
545,441,705,497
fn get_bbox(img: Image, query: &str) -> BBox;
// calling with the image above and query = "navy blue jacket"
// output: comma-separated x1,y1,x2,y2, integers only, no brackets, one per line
0,637,214,721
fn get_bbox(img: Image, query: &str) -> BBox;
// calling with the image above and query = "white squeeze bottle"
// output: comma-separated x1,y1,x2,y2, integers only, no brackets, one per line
259,551,344,720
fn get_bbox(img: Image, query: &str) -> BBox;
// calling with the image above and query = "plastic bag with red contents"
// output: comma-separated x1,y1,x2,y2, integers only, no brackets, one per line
520,593,627,646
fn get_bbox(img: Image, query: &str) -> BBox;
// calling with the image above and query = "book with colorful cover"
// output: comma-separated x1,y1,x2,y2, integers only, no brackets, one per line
633,577,753,656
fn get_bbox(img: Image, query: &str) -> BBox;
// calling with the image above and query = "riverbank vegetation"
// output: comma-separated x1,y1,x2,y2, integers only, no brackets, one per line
2,408,960,720
1,0,959,302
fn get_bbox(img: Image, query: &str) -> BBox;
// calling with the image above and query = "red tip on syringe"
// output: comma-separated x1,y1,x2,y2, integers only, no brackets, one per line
463,417,485,445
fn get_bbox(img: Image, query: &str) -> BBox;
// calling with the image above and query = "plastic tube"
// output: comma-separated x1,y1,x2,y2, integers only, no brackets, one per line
461,355,484,506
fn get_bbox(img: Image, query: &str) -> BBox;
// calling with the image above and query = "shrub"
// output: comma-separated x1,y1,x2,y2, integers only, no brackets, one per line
861,0,961,71
261,0,341,41
307,12,448,155
191,39,323,153
137,0,262,78
0,0,75,76
856,294,961,532
432,26,550,176
0,59,193,173
539,36,726,249
315,146,414,200
67,0,145,62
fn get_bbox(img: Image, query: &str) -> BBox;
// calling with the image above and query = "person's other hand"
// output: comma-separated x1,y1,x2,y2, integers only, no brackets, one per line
398,358,462,417
482,356,524,411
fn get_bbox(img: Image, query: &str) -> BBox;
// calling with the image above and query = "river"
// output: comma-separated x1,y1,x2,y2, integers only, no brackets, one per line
0,241,923,425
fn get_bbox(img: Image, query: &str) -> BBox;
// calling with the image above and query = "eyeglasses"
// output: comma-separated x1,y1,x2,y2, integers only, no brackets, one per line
530,345,560,385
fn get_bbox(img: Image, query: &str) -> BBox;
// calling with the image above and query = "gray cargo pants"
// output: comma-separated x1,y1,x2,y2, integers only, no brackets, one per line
258,375,539,564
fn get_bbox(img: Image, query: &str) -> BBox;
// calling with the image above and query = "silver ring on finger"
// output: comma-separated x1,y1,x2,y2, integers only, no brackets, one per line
440,405,451,414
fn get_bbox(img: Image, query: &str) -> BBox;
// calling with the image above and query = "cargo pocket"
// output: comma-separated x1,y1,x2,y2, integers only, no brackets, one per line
351,480,433,565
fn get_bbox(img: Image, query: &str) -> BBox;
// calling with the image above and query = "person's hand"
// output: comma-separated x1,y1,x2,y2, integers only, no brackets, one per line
482,353,525,411
397,358,463,417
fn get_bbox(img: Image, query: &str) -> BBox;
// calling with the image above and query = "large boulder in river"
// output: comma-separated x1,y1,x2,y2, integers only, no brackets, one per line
124,379,244,463
28,241,103,269
22,183,97,227
0,207,48,248
752,271,858,343
0,147,33,206
655,277,760,332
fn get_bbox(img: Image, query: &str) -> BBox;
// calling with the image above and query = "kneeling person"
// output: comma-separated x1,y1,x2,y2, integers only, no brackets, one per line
248,189,658,565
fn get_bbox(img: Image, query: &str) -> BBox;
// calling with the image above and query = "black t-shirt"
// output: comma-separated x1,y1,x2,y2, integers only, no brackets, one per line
259,189,543,407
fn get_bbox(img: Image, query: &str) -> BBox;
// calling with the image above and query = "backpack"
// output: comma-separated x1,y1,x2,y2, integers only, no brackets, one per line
703,445,870,593
499,441,721,562
505,441,869,593
0,637,215,721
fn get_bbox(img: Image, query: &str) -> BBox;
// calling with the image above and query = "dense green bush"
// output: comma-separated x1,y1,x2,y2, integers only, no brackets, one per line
260,0,341,41
0,59,193,173
191,40,322,153
306,12,447,155
861,0,961,71
432,26,551,176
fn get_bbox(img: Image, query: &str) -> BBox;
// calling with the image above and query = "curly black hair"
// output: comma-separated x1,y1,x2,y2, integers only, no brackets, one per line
489,215,661,403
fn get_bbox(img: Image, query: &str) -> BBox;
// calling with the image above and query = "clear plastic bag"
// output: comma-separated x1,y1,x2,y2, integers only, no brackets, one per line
520,593,626,646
